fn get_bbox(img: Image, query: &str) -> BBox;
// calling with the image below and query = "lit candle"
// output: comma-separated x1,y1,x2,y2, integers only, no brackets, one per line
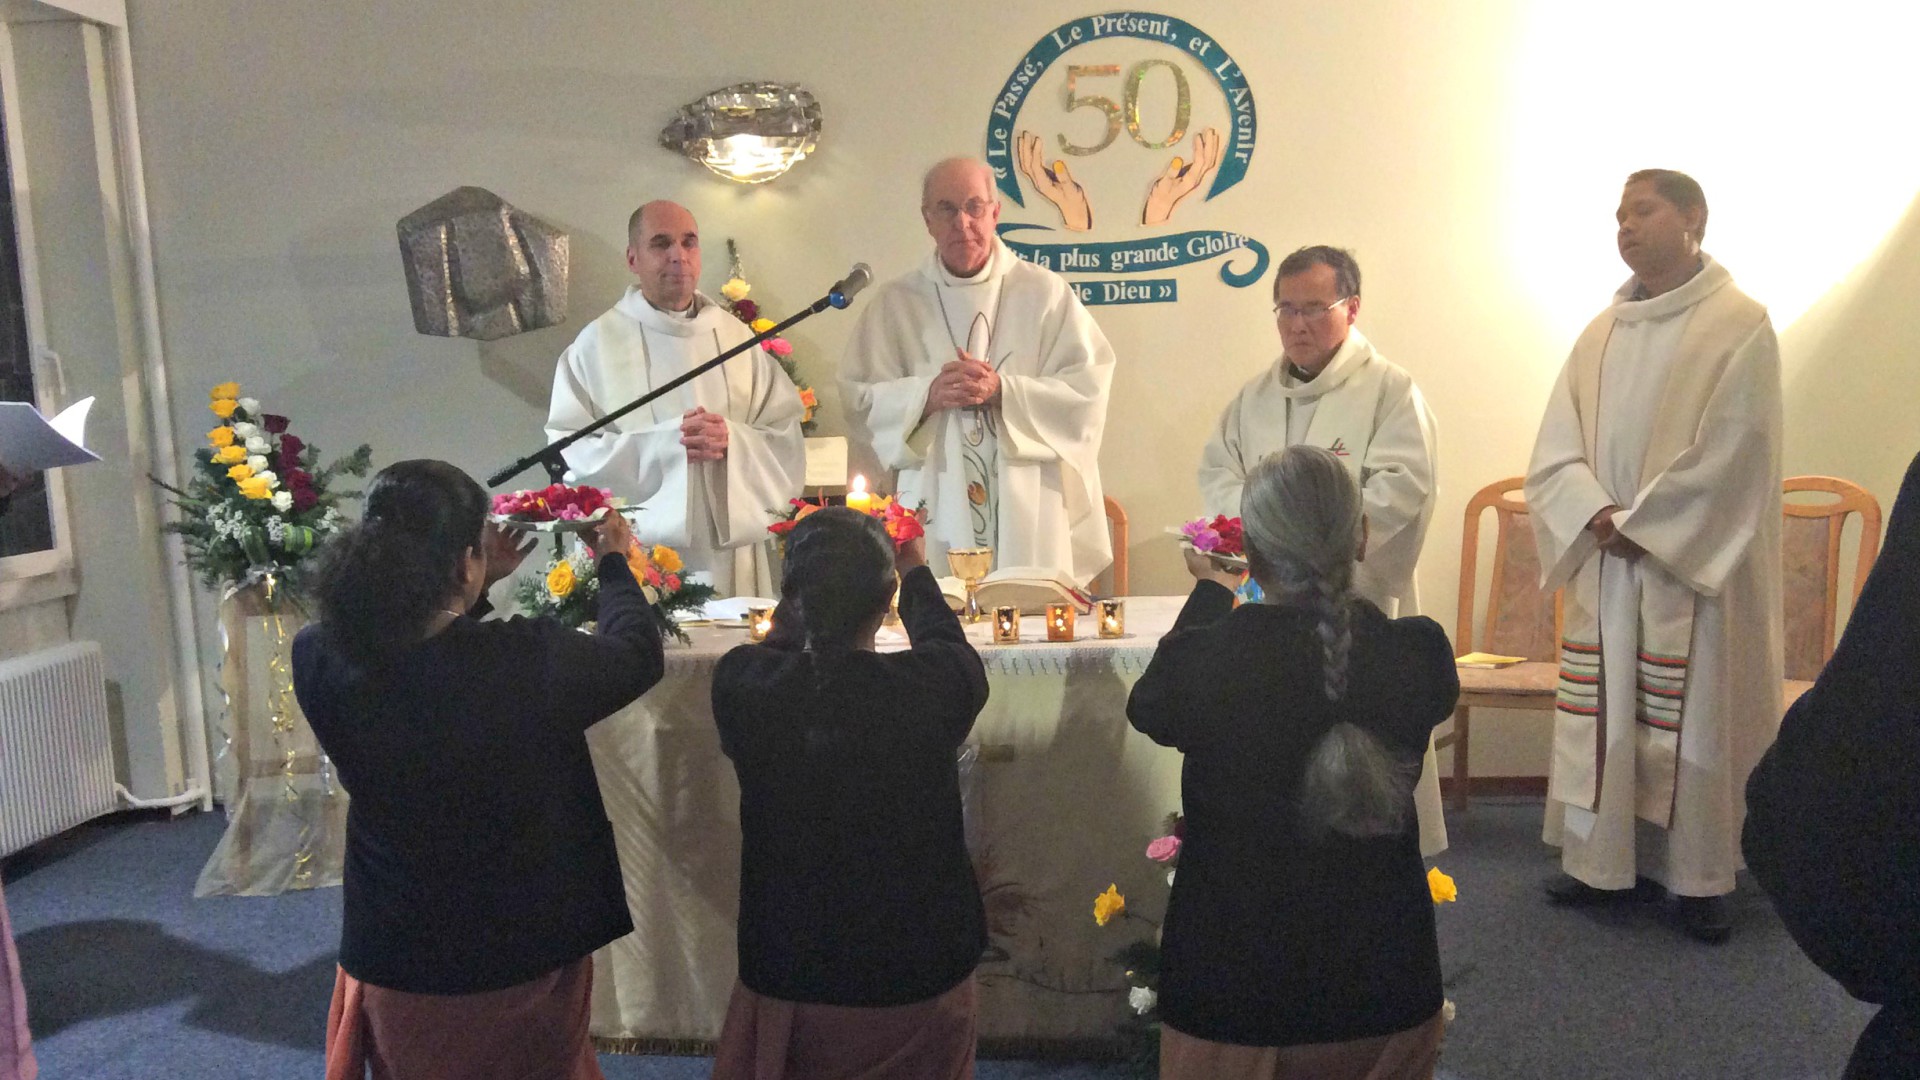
1098,599,1126,638
1046,602,1076,642
747,605,775,643
993,605,1021,644
845,474,874,514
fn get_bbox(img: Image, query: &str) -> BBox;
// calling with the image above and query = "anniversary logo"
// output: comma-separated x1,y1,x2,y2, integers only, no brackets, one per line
984,11,1263,305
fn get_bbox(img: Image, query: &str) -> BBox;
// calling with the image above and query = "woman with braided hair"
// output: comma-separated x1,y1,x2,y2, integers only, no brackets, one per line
1129,445,1460,1079
710,507,989,1079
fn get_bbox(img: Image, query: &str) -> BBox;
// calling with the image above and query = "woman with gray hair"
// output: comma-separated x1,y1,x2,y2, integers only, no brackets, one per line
1129,445,1459,1079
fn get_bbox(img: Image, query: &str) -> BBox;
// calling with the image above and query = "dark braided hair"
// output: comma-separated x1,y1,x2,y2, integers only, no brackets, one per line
310,459,486,665
779,507,895,674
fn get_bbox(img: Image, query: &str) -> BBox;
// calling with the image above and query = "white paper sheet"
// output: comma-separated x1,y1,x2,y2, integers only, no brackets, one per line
0,396,99,470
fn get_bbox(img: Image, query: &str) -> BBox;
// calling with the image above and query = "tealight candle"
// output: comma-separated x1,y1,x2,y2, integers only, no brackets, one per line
1046,602,1076,642
845,474,874,514
992,605,1021,644
747,605,775,643
1097,599,1126,638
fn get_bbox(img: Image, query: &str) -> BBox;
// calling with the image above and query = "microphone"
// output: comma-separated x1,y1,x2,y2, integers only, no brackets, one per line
828,263,872,309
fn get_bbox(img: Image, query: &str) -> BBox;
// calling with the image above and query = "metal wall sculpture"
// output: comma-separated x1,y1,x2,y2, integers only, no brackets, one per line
660,82,822,184
398,186,569,340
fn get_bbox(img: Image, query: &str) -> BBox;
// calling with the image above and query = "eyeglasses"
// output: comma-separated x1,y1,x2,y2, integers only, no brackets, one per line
924,198,996,224
1274,298,1351,323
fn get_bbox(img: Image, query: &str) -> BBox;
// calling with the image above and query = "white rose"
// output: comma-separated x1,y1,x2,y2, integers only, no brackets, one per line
247,455,269,472
245,435,269,453
253,470,278,488
272,491,294,512
1128,986,1157,1016
231,422,259,439
1167,869,1176,887
237,397,260,413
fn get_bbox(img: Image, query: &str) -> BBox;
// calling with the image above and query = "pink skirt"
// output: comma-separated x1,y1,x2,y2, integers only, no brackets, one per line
325,957,602,1080
1160,1010,1446,1080
0,881,35,1080
711,977,977,1080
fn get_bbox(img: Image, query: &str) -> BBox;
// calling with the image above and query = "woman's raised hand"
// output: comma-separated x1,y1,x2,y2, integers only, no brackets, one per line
589,510,634,559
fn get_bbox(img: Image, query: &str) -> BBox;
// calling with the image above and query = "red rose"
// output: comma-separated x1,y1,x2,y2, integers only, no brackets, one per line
734,299,759,321
292,487,319,511
262,414,290,434
284,468,313,490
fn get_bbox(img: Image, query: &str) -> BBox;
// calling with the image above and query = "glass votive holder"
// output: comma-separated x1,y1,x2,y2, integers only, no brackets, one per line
747,605,775,643
992,605,1021,644
1045,602,1076,642
1097,599,1126,638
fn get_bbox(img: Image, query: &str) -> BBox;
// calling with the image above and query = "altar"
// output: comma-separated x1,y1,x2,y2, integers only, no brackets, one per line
583,596,1192,1051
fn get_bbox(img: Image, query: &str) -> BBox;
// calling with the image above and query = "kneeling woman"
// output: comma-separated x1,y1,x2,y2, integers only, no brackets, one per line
1129,446,1460,1080
295,460,665,1080
711,508,989,1080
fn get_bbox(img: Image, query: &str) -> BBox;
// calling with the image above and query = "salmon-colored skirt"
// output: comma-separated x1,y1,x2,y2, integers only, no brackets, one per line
1161,1009,1446,1080
325,957,601,1080
711,977,977,1080
0,881,35,1080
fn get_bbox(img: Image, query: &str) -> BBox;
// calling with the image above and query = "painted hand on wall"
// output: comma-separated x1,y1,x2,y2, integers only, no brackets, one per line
1141,128,1222,227
1017,131,1094,233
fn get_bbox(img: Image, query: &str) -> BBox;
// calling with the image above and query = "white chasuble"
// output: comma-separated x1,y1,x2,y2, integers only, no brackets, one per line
547,287,805,597
840,239,1115,586
1526,258,1783,895
1196,329,1448,856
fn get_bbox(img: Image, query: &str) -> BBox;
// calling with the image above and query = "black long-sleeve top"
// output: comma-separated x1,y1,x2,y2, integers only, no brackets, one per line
292,553,664,994
1127,581,1459,1047
713,564,989,1006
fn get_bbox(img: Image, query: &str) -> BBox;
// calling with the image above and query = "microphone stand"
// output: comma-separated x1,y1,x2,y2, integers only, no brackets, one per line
487,282,858,489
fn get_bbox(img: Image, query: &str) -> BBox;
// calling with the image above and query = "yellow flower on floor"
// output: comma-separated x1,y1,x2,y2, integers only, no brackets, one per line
1093,884,1126,927
208,426,235,448
210,398,238,418
214,445,248,464
237,477,272,500
227,463,254,482
1428,866,1458,904
209,381,240,400
546,561,576,600
721,277,750,302
750,317,775,333
649,544,683,574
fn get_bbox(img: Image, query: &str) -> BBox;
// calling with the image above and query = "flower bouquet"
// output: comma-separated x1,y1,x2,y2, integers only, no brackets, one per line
720,239,818,432
153,381,372,596
512,536,716,645
1175,514,1248,570
767,493,925,548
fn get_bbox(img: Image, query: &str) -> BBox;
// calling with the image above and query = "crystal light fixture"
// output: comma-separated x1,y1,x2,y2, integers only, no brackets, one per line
660,82,822,184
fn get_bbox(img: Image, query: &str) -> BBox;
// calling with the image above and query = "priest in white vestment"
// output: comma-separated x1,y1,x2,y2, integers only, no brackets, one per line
547,201,805,597
839,158,1115,586
1526,170,1783,943
1198,245,1448,856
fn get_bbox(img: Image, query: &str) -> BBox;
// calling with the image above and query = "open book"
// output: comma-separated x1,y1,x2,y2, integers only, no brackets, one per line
937,566,1096,615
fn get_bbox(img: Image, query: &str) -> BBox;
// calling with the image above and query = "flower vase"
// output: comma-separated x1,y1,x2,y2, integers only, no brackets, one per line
193,581,348,897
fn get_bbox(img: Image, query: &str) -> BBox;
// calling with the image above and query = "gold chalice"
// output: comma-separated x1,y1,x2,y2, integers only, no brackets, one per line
946,546,994,623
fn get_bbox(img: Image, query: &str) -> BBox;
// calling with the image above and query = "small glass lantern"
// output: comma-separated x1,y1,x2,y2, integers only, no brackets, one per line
1097,599,1126,638
746,605,775,643
1045,602,1076,642
992,605,1021,644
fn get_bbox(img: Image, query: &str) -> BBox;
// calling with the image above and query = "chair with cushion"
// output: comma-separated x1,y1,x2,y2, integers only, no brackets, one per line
1436,477,1561,811
1781,476,1882,708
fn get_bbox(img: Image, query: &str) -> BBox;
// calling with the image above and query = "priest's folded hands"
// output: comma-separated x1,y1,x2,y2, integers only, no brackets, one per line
680,406,730,462
923,352,1000,415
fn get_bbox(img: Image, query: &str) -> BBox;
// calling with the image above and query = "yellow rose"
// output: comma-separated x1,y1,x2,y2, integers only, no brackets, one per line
1093,883,1126,927
227,463,254,481
546,561,576,599
720,277,750,302
214,445,248,464
750,317,775,333
237,478,272,500
1427,866,1458,904
209,381,240,400
649,544,683,574
209,426,236,448
211,398,238,418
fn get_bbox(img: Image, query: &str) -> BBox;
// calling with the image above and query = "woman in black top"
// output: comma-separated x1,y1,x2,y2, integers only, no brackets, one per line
1128,446,1459,1080
710,507,989,1080
1745,450,1920,1079
292,459,663,1080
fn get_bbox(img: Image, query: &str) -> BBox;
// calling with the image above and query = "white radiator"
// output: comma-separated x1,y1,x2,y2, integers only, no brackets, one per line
0,641,115,857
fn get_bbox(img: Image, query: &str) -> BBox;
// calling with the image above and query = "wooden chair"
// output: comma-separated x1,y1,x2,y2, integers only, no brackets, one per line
1781,476,1882,707
1094,495,1129,596
1436,478,1562,811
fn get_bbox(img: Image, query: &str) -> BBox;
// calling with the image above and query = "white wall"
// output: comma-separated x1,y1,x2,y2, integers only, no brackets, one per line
121,0,1920,783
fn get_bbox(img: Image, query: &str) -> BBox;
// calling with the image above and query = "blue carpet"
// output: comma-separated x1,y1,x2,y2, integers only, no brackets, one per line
3,802,1871,1078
